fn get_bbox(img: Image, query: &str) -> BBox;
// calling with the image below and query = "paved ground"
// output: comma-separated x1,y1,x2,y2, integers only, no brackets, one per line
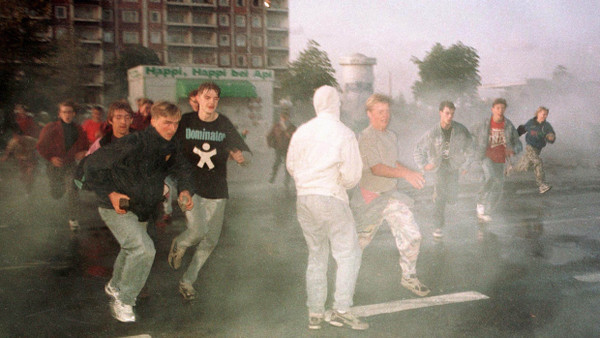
1,149,600,337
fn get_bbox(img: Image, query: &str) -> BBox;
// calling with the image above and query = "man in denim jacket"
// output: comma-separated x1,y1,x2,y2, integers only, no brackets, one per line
414,101,473,238
471,98,522,222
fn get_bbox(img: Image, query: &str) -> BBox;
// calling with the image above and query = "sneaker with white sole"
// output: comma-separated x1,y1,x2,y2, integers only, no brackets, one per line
308,313,323,330
401,276,430,297
539,184,552,194
325,310,369,330
178,281,197,301
68,219,79,232
168,239,187,270
476,204,492,222
110,298,135,322
105,281,119,300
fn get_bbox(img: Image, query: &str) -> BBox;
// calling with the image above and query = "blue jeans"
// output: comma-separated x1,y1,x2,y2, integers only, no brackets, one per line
477,157,505,212
296,195,362,314
173,195,226,285
98,207,155,306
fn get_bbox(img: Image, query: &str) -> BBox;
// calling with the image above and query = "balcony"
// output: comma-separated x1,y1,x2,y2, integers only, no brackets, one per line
265,0,288,12
167,0,216,8
75,27,102,44
166,11,217,28
73,6,101,22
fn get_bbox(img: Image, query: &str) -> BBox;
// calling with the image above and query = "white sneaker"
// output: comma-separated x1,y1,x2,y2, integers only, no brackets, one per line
110,299,135,323
539,184,552,194
476,204,492,222
432,228,443,238
105,281,119,300
68,219,79,232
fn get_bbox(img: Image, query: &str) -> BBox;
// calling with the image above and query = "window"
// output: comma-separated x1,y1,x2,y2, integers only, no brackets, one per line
102,9,113,21
168,31,186,43
235,15,246,27
123,0,138,2
150,0,161,2
103,31,114,43
237,55,247,67
219,14,229,26
251,15,261,28
219,0,229,6
150,11,160,23
55,6,67,19
150,31,162,44
220,54,230,66
252,0,260,7
219,34,230,46
236,0,245,6
168,11,185,23
251,55,262,67
235,34,246,47
122,10,139,23
123,31,139,44
251,35,262,47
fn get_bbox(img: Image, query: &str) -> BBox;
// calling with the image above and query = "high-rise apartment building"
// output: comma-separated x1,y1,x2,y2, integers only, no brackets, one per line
49,0,289,105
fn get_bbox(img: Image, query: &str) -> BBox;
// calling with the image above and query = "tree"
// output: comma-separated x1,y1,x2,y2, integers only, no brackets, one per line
0,0,52,112
411,41,481,108
107,45,162,101
280,40,338,102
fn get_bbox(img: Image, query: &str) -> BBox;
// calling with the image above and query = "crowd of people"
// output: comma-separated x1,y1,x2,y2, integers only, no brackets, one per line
0,82,556,329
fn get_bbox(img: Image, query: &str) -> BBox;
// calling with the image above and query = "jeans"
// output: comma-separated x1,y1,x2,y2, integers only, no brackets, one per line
477,157,505,212
296,195,362,314
47,162,79,221
269,150,291,185
98,207,155,306
174,195,226,285
433,164,459,228
163,175,177,215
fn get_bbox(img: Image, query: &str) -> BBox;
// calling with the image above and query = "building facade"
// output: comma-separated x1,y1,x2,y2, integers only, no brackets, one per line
49,0,289,105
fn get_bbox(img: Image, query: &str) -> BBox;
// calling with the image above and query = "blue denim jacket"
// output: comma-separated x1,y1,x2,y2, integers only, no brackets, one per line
471,116,522,161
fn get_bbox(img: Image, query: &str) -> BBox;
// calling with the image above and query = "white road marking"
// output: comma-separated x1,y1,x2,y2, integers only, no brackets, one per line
574,273,600,282
350,291,489,317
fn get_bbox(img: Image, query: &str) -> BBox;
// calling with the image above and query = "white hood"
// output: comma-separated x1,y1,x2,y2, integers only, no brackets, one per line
313,85,341,120
286,85,362,203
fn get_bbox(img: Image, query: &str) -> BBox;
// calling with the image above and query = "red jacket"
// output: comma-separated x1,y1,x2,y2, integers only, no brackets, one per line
37,121,89,164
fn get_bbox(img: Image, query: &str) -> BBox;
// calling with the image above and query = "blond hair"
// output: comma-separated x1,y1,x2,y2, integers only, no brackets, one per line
150,101,181,119
365,94,392,111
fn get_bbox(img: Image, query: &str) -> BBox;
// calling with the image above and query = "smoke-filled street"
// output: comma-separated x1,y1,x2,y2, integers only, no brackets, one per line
1,147,599,337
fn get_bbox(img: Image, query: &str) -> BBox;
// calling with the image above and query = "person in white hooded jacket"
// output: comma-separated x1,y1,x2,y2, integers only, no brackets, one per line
286,86,368,331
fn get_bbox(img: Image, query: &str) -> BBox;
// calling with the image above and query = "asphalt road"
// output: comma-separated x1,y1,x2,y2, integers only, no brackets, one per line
1,152,599,337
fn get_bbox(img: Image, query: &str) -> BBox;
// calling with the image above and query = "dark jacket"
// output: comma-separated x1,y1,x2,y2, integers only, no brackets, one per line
83,126,195,222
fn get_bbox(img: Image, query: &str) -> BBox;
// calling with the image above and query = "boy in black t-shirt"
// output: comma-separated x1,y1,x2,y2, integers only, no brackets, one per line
168,82,250,301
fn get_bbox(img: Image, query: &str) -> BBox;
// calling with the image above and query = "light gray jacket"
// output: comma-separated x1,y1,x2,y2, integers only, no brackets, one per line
414,121,473,172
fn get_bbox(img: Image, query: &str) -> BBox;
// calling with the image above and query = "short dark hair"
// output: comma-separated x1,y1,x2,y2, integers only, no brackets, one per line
439,101,455,111
188,89,199,99
58,100,77,112
197,82,221,97
492,98,507,108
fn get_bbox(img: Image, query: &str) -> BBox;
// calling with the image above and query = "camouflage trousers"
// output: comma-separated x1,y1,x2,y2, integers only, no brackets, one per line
353,191,421,277
516,145,546,187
